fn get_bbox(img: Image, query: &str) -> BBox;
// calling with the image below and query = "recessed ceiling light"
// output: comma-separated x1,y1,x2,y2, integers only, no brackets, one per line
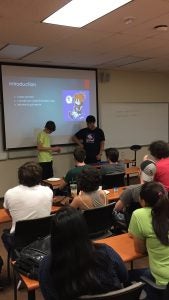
0,44,40,59
154,24,168,31
43,0,133,28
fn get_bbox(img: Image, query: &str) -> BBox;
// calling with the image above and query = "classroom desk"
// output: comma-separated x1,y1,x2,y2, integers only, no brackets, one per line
125,166,140,185
0,206,60,224
13,233,145,300
106,187,125,202
96,233,144,263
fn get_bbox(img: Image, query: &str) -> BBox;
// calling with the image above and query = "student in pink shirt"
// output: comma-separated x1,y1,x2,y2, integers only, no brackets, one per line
148,140,169,191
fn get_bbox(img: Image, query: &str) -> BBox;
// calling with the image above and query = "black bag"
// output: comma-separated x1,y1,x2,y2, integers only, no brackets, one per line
14,235,50,280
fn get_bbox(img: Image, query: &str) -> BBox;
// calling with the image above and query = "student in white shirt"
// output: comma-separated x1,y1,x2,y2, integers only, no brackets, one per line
1,161,53,252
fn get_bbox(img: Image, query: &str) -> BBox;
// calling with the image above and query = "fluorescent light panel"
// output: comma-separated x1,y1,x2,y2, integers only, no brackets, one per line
43,0,133,28
0,44,39,59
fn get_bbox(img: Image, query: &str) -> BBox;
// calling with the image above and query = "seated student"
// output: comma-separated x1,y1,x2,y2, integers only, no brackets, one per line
1,161,53,252
100,148,125,175
57,147,90,190
39,206,128,300
128,182,169,300
145,140,169,191
70,168,107,210
114,160,156,225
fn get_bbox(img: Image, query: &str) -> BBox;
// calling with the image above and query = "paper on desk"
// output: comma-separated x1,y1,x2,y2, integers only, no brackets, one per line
47,177,61,181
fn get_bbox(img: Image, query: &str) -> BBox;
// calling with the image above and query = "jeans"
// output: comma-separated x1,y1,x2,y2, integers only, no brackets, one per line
1,229,15,259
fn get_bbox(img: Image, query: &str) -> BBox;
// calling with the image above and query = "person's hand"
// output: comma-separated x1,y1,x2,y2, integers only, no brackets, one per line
78,143,84,148
52,146,61,153
96,153,102,160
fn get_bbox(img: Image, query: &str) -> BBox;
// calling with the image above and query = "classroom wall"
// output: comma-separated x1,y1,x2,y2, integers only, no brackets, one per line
1,69,169,197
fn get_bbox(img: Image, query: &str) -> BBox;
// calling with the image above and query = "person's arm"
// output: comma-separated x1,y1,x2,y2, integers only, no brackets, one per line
72,135,84,148
4,208,11,217
70,195,81,209
131,235,146,254
3,193,11,217
114,200,125,212
128,212,147,254
96,140,105,160
104,245,128,284
114,188,132,212
37,142,61,153
39,256,59,300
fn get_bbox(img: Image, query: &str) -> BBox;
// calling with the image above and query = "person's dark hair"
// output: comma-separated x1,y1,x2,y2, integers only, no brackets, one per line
86,115,96,124
105,148,119,163
50,207,118,300
18,161,42,187
45,120,56,132
149,140,169,159
140,182,169,246
78,168,101,193
73,147,86,163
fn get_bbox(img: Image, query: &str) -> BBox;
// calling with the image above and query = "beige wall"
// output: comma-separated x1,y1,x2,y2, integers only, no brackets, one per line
1,70,169,197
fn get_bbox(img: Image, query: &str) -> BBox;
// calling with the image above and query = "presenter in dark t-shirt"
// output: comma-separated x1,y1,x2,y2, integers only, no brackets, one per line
72,115,105,164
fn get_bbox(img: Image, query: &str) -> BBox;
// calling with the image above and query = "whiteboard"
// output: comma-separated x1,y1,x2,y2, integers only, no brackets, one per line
100,103,168,148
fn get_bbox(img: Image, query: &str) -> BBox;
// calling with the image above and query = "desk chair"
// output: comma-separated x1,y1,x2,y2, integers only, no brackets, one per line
80,282,144,300
130,145,142,166
12,264,39,300
7,215,52,282
102,173,125,190
141,276,169,300
83,203,115,239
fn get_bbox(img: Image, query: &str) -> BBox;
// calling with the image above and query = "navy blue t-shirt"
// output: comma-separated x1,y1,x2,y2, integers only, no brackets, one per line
39,243,128,300
75,127,105,163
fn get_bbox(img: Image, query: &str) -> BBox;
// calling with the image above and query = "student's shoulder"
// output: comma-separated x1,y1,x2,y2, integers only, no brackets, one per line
39,184,53,191
132,207,151,223
5,185,20,195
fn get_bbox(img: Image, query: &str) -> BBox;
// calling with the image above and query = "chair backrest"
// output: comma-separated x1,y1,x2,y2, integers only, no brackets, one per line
14,215,52,250
83,203,115,239
102,173,125,189
79,282,144,300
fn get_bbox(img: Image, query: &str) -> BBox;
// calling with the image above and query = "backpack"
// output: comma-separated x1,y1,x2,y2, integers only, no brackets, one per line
14,235,50,280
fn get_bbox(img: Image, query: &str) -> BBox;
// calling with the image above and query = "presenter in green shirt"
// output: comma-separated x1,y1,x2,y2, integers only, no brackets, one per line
37,121,61,179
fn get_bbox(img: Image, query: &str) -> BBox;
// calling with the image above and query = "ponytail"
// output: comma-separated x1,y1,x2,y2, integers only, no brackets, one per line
140,182,169,246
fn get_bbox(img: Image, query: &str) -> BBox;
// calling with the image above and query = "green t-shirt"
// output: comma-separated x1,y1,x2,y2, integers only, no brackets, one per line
128,207,169,285
37,131,52,162
64,165,91,184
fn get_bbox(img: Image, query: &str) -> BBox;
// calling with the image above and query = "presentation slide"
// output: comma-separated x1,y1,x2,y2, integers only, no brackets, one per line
1,65,97,149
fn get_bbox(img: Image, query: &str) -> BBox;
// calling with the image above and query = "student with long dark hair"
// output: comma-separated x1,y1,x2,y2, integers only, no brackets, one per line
39,207,128,300
128,182,169,299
